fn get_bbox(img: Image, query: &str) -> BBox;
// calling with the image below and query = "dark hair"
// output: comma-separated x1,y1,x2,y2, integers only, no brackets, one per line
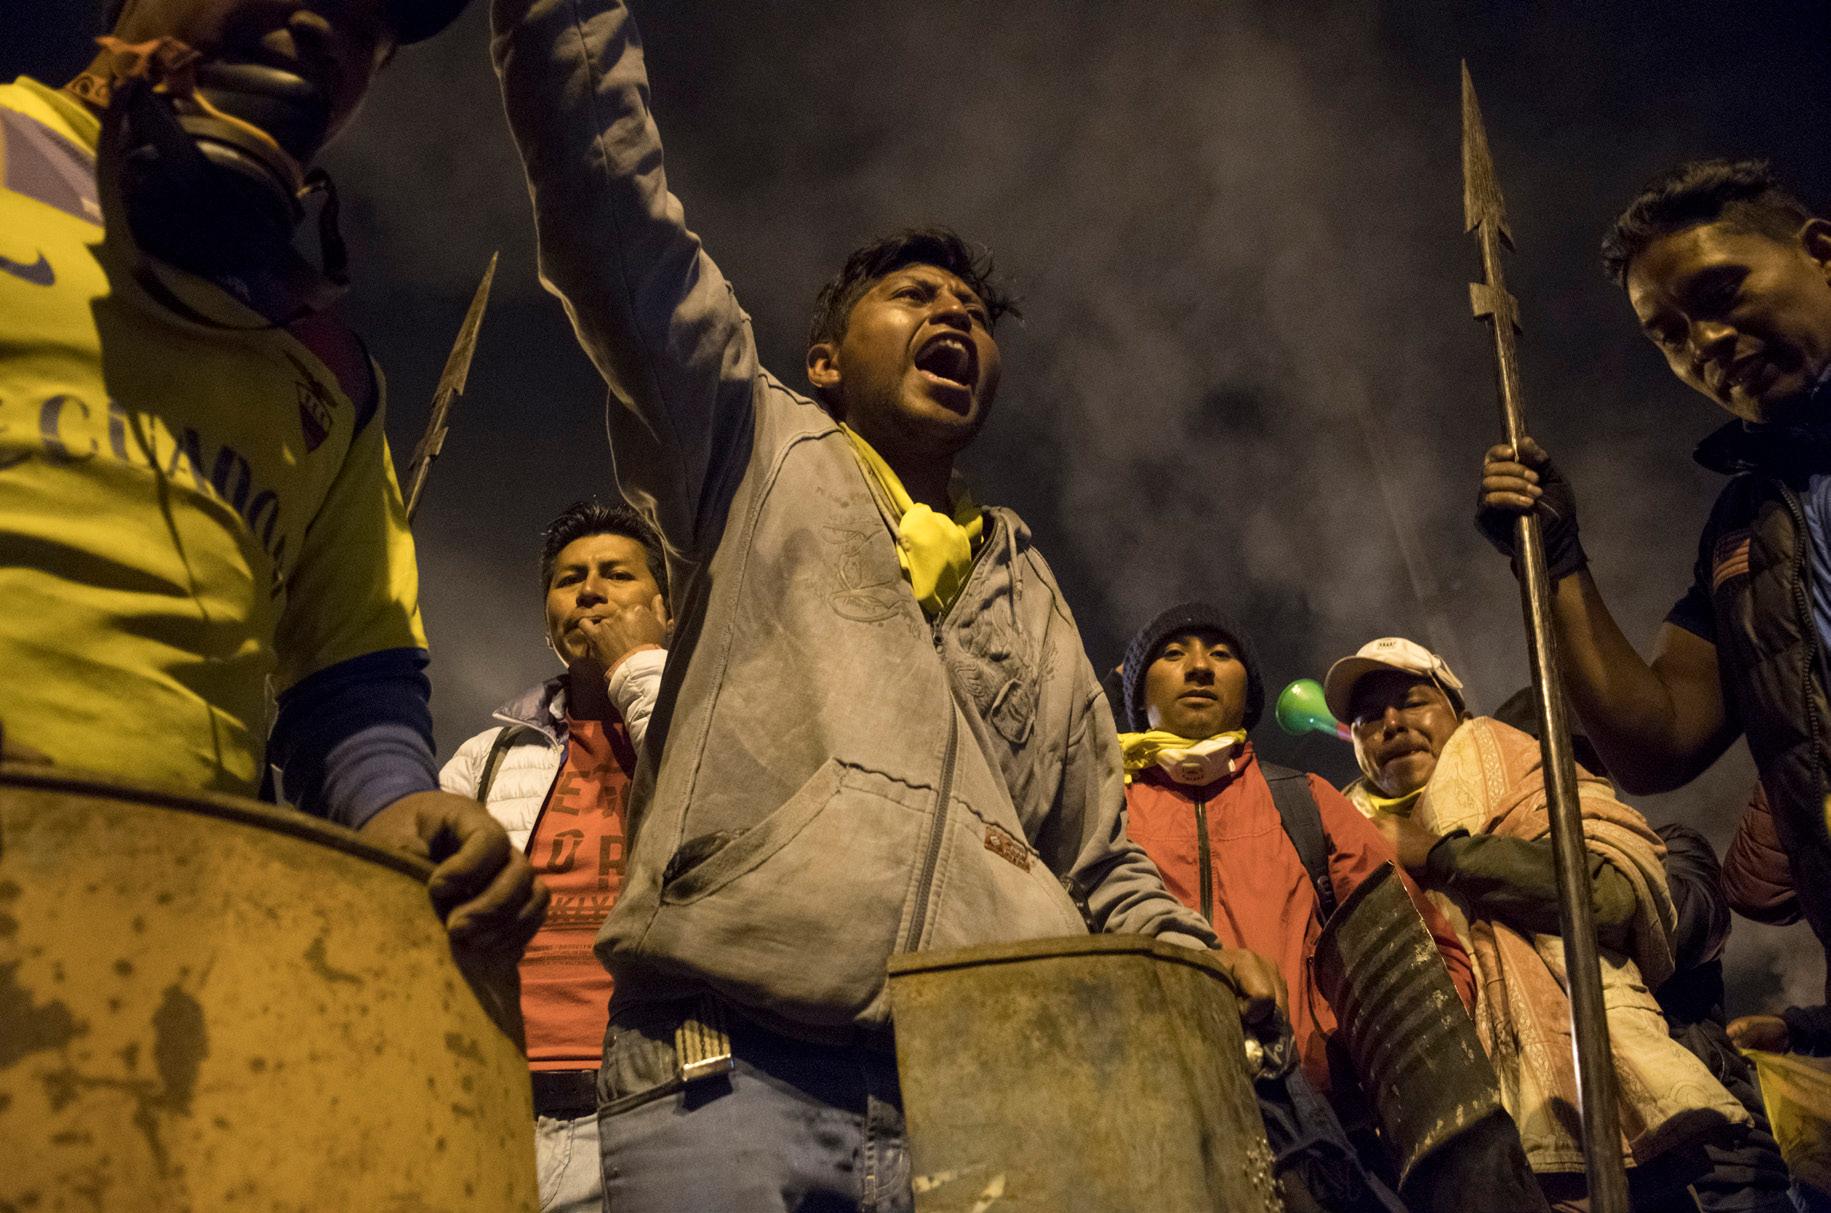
806,226,1018,350
539,500,668,604
1119,602,1264,733
1601,158,1814,286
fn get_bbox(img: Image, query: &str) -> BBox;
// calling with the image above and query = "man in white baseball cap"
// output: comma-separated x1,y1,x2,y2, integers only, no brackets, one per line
1325,636,1751,1210
1324,638,1468,812
1324,637,1467,718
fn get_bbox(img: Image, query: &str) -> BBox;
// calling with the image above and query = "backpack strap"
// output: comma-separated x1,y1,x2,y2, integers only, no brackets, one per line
1260,762,1337,921
476,724,539,803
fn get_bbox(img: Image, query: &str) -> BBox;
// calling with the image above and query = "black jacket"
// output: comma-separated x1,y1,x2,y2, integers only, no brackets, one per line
1679,418,1831,996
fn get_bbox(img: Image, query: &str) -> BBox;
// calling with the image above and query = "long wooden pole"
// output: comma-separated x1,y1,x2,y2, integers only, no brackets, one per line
1461,62,1628,1211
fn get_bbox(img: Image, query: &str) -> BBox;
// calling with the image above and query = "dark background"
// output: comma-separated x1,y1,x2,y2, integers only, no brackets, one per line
14,0,1831,1011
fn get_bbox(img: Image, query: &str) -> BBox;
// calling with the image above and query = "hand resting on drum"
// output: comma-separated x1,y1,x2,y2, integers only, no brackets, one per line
361,791,550,955
1211,945,1288,1027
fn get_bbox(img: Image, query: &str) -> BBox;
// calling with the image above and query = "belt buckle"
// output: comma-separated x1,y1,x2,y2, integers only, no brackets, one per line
675,994,735,1084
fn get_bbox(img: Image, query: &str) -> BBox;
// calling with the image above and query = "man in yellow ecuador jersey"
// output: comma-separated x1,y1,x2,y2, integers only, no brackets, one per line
0,0,544,951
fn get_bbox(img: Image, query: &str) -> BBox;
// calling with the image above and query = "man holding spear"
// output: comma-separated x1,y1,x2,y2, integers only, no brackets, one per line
1477,159,1831,1056
1461,65,1636,1210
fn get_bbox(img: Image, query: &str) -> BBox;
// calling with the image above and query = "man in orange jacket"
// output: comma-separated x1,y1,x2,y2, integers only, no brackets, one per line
1115,603,1477,1107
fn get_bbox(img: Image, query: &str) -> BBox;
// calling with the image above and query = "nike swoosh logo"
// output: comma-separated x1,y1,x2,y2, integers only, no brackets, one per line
0,250,54,286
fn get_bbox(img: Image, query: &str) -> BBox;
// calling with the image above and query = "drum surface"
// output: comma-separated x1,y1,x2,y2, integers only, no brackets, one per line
0,766,537,1212
888,934,1279,1212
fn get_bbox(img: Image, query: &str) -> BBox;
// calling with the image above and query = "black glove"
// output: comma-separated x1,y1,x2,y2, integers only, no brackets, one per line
1475,441,1587,583
1783,1004,1831,1057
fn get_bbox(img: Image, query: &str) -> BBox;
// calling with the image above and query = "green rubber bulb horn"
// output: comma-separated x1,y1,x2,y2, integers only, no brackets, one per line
1275,678,1352,742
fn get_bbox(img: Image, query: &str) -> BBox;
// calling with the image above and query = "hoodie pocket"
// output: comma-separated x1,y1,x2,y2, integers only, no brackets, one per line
645,759,930,1023
660,761,849,904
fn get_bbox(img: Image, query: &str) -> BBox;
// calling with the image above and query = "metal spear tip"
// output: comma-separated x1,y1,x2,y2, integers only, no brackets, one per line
435,250,500,402
404,250,500,523
1459,62,1512,248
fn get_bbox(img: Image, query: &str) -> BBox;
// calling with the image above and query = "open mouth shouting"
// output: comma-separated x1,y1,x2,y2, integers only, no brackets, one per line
913,330,978,402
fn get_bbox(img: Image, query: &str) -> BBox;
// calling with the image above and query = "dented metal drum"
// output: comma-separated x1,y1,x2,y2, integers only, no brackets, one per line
888,935,1280,1213
1314,862,1510,1194
0,766,537,1212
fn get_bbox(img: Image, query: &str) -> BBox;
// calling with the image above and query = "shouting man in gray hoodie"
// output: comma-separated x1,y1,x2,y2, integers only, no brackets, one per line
492,1,1280,1208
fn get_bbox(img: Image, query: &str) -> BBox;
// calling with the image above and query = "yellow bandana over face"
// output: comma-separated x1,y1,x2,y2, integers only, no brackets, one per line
1117,730,1248,784
841,424,983,617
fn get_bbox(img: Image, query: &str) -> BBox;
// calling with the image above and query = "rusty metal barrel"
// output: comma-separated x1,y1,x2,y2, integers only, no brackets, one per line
1314,862,1534,1208
0,766,538,1212
887,934,1280,1212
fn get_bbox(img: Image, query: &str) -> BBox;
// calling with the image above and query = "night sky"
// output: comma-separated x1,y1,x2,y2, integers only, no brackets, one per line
13,0,1831,1011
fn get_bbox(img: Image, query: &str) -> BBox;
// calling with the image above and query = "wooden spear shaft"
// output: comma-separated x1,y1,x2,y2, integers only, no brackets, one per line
1461,62,1629,1211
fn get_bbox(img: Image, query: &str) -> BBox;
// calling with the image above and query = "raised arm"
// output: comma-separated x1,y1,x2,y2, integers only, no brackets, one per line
492,0,760,554
1477,438,1738,792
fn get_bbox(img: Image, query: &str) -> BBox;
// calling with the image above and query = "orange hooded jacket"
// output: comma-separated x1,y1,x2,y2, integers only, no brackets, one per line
1124,741,1477,1098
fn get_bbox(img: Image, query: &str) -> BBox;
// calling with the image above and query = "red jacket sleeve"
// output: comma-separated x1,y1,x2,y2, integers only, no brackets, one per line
1722,782,1801,926
1311,776,1479,1011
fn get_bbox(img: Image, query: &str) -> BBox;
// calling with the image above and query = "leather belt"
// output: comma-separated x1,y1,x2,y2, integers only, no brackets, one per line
530,1068,598,1119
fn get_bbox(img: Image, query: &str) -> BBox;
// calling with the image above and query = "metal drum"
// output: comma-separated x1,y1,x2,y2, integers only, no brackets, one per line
0,766,537,1212
887,934,1280,1213
1314,863,1527,1207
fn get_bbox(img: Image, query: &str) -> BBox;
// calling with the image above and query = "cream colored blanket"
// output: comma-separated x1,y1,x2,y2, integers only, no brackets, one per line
1400,717,1747,1174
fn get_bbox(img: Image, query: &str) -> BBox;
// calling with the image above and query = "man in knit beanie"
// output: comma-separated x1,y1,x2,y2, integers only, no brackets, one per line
1116,605,1476,1166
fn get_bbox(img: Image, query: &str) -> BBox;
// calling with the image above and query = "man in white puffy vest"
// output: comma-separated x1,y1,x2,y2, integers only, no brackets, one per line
441,499,670,1213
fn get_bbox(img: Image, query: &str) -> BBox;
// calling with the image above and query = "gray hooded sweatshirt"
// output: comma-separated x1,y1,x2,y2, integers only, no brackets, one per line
493,0,1217,1032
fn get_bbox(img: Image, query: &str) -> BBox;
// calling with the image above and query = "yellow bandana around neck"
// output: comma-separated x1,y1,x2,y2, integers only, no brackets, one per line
1117,730,1248,782
1363,785,1425,817
840,424,983,617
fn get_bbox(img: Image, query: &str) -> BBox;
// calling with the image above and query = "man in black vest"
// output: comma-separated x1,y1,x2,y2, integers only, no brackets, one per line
1479,159,1831,999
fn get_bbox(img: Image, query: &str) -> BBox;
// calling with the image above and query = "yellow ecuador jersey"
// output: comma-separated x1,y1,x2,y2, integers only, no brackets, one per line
0,77,426,796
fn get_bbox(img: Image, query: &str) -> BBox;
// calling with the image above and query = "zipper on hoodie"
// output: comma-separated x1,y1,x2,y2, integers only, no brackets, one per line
900,515,1002,953
904,620,960,952
1194,798,1214,925
904,705,959,952
1778,483,1831,807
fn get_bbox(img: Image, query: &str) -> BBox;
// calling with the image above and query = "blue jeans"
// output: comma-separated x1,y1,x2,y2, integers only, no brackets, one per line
534,1112,606,1213
596,1001,911,1213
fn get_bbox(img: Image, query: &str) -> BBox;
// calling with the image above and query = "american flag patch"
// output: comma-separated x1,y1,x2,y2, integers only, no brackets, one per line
1711,530,1752,591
